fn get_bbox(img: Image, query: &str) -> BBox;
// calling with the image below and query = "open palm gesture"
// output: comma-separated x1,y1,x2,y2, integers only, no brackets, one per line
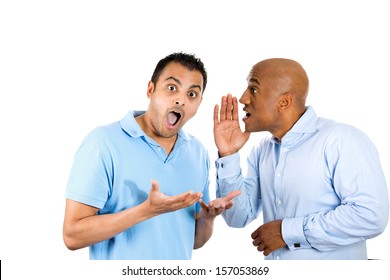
214,94,250,157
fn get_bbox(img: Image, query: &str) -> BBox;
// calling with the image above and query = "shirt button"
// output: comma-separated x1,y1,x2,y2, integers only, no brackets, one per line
277,173,281,177
157,147,162,151
277,200,282,205
275,256,280,260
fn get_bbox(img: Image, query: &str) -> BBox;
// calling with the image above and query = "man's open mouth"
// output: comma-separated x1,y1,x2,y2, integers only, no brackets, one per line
167,110,182,126
243,110,251,120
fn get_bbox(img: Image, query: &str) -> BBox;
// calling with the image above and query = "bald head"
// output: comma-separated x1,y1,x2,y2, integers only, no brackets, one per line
250,58,309,111
239,58,310,139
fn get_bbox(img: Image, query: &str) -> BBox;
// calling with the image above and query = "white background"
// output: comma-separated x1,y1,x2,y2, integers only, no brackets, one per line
1,0,389,278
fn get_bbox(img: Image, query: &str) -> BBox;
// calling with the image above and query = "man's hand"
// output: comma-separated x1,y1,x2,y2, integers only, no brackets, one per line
145,180,203,216
199,190,241,219
251,220,287,256
194,190,241,249
214,94,250,157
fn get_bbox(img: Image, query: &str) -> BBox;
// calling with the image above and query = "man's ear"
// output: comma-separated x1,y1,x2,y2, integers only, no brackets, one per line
278,93,292,112
147,81,155,98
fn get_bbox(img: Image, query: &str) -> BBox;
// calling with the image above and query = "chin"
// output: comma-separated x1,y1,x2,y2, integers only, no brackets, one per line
244,125,251,132
244,126,257,133
163,127,181,138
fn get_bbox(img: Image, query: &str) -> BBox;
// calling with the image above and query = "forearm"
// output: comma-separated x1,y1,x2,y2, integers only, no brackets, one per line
218,176,256,228
193,214,215,249
216,153,261,227
304,203,387,251
63,202,153,250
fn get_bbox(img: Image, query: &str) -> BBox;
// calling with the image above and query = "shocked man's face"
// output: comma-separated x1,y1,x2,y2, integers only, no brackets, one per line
146,62,203,139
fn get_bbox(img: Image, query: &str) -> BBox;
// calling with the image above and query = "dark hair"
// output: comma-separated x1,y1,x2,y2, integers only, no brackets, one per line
151,52,207,93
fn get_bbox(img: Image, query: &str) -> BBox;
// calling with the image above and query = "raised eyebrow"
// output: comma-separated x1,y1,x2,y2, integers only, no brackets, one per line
164,76,202,92
248,77,260,86
164,76,182,86
189,84,202,92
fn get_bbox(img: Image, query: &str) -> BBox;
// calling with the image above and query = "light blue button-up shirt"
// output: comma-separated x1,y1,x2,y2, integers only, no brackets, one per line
216,106,388,259
66,111,210,259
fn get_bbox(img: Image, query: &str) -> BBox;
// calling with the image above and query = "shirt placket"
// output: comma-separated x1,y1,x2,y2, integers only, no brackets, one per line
274,146,288,221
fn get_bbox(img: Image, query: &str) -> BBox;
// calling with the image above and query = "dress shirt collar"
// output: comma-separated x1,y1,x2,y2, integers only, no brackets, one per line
271,106,318,148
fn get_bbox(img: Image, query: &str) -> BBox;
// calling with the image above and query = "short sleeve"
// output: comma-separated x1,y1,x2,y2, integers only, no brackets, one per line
65,131,113,209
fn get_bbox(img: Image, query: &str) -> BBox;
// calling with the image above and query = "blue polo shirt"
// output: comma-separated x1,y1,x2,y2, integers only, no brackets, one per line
66,111,210,260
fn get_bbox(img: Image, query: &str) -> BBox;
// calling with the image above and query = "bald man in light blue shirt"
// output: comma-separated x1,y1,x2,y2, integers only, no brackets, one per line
214,58,389,260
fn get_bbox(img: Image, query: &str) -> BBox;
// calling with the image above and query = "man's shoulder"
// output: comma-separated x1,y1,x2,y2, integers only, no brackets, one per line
90,120,122,138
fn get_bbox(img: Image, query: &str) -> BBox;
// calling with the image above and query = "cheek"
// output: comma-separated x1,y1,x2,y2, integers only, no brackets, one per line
150,96,170,111
190,101,202,113
183,103,200,121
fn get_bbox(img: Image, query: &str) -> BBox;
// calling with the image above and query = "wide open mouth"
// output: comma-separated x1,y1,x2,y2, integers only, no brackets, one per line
167,110,182,126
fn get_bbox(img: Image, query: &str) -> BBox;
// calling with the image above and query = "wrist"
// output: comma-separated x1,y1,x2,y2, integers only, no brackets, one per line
199,208,216,223
218,150,237,158
138,200,158,220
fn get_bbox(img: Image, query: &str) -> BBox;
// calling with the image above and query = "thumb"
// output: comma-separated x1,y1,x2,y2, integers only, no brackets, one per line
198,199,209,210
150,179,160,192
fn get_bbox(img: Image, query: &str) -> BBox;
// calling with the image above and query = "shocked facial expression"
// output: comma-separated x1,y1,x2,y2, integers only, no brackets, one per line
147,62,203,139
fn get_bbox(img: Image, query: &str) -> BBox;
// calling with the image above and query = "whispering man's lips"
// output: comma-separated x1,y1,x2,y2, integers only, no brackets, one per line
243,109,251,120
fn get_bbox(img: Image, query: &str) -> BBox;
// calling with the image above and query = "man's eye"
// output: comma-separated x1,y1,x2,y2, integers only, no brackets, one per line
168,85,176,91
188,92,198,98
250,87,257,94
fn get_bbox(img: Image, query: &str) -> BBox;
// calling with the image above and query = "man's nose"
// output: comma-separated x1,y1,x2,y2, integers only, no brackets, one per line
174,96,185,106
175,100,183,106
239,90,250,104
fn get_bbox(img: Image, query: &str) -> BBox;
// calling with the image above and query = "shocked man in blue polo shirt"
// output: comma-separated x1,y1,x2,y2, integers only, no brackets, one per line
63,52,240,260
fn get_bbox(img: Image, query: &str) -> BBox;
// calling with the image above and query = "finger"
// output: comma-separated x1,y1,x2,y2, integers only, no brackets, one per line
167,190,198,206
212,199,232,209
252,237,262,246
232,96,239,121
219,96,227,121
223,201,234,210
212,207,225,216
223,189,241,202
172,190,194,201
251,229,259,239
180,192,203,207
168,193,201,211
213,104,220,126
257,243,266,252
209,204,226,216
205,200,221,211
263,248,271,256
226,94,233,120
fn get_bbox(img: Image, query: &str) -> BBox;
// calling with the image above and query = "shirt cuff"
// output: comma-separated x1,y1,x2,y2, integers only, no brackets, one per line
282,217,312,250
215,153,241,179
